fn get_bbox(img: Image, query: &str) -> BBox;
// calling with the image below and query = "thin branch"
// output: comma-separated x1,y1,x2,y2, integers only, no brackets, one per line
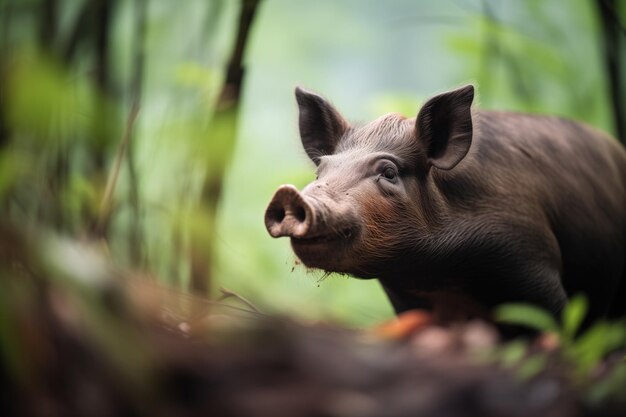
38,0,58,51
0,0,11,148
601,0,626,35
62,2,90,63
596,0,625,144
218,287,263,313
478,0,498,105
94,0,114,94
188,0,263,295
140,281,268,317
126,0,148,266
95,103,140,236
216,0,263,110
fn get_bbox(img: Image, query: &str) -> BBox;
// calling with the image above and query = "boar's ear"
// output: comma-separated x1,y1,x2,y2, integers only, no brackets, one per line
416,85,474,170
295,87,349,165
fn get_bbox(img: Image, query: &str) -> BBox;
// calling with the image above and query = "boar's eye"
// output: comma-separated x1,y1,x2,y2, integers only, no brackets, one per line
380,165,398,183
383,167,396,180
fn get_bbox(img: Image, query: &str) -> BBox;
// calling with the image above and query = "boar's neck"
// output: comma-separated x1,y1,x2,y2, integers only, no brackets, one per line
376,127,502,304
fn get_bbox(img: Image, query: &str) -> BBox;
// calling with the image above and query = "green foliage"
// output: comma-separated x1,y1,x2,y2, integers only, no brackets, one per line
495,295,626,403
0,150,25,200
566,321,626,376
561,295,588,342
495,303,559,334
6,53,96,142
496,295,626,376
445,0,611,130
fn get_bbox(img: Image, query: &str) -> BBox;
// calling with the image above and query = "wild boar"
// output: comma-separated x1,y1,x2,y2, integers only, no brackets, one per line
265,85,626,322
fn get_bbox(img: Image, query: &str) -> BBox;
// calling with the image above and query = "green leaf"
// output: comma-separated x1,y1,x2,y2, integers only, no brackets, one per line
561,294,588,341
516,354,548,380
499,340,528,367
569,322,626,375
495,303,559,333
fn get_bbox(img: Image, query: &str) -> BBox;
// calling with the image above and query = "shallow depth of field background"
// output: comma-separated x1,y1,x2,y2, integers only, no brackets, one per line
1,0,623,326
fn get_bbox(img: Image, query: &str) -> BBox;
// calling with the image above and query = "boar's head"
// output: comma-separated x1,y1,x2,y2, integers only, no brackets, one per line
265,85,474,279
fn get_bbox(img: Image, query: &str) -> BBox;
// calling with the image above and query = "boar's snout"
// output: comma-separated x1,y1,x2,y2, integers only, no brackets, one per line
265,185,313,239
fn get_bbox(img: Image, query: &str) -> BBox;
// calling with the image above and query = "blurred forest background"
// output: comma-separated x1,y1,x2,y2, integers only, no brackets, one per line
0,0,624,326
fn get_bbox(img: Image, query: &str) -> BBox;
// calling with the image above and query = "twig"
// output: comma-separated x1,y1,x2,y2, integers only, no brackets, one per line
188,0,263,294
217,0,263,108
95,103,140,235
62,1,90,63
218,287,263,314
596,0,625,144
601,0,626,36
39,0,58,52
126,0,148,265
94,0,114,94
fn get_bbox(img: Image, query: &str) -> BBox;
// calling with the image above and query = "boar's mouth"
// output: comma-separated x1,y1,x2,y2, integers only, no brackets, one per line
289,225,358,272
291,227,355,245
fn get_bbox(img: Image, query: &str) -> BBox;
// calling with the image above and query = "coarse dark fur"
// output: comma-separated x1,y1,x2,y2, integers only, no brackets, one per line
265,85,626,322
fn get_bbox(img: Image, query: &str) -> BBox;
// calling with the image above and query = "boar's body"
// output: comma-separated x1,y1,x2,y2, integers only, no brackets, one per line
265,85,626,322
382,111,626,320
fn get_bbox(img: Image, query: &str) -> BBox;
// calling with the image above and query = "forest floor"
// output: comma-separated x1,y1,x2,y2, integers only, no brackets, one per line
1,223,625,417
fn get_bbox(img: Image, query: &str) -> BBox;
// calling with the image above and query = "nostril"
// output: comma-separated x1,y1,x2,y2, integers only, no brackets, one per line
268,206,286,224
294,205,306,223
265,185,312,238
276,207,286,222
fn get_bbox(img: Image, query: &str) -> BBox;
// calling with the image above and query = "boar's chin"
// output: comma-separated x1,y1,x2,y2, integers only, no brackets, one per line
289,234,379,279
289,230,359,274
